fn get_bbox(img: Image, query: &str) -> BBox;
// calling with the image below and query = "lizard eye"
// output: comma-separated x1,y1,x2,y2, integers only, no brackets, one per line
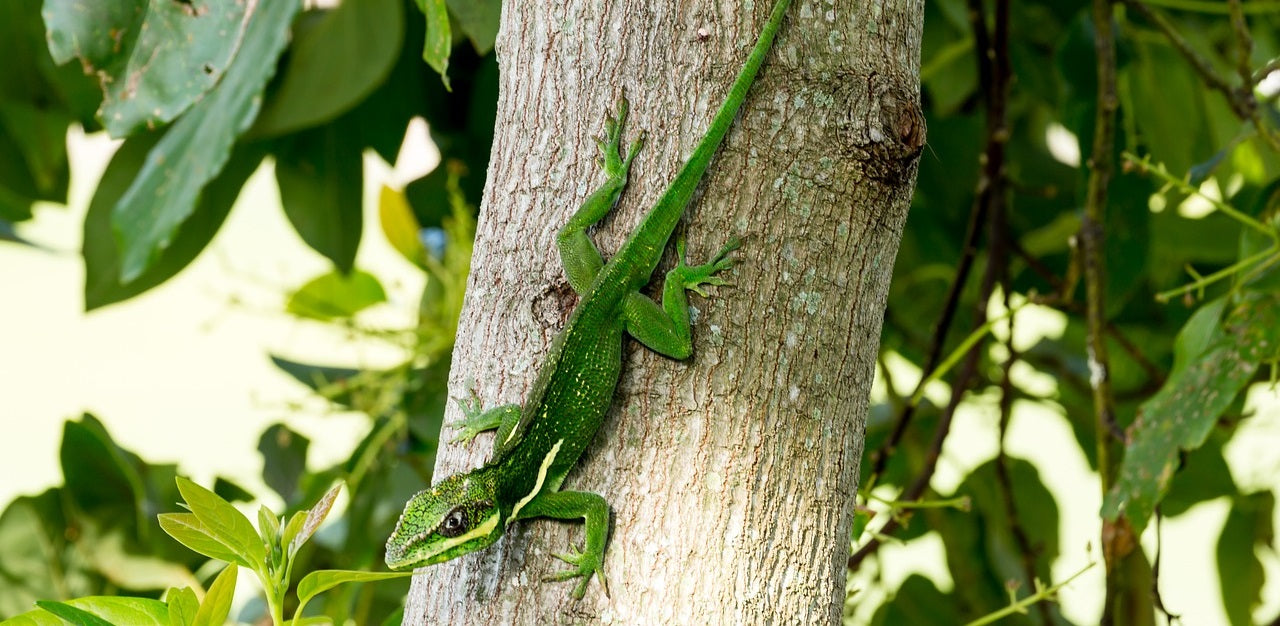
439,508,468,537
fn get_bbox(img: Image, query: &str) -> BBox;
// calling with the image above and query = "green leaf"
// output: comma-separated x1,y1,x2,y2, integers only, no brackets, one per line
416,0,452,90
268,355,361,406
258,506,281,547
379,185,425,267
251,0,404,137
9,597,170,626
870,575,960,625
286,270,387,321
288,484,342,559
1236,180,1280,293
257,423,311,503
43,0,252,137
158,512,247,567
274,123,364,274
110,0,300,283
1128,41,1211,176
36,601,120,626
296,570,413,608
1218,492,1274,626
1103,292,1280,532
280,511,308,557
173,477,265,566
445,0,500,54
84,129,267,311
166,587,198,626
213,477,254,504
60,415,145,527
1168,297,1227,381
0,102,70,201
192,565,236,626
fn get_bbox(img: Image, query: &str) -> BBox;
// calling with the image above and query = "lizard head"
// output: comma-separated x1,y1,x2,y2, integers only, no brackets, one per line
385,470,503,570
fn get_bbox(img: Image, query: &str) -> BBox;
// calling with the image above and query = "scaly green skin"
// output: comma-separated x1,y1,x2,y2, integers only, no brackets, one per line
385,0,792,599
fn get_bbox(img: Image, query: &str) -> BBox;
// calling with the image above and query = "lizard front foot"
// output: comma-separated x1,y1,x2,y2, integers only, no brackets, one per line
597,94,645,180
546,543,609,599
672,237,741,297
450,391,492,445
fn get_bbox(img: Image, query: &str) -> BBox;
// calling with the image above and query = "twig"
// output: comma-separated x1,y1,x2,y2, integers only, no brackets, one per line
992,285,1054,624
963,562,1097,626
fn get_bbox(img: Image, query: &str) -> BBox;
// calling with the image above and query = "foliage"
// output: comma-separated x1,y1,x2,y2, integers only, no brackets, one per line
857,0,1280,623
0,0,487,623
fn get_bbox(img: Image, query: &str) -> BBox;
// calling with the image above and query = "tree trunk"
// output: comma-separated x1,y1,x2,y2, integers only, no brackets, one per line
404,0,924,623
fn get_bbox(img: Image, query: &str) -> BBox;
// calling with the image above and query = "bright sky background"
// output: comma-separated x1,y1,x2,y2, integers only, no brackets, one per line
3,125,1279,624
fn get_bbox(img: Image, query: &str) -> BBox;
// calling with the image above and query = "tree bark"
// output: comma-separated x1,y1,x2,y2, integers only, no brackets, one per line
404,0,924,623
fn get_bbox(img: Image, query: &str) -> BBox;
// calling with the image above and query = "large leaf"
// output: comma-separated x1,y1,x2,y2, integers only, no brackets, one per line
274,122,364,274
83,134,265,311
43,0,252,138
110,0,300,283
1103,292,1280,532
251,0,404,137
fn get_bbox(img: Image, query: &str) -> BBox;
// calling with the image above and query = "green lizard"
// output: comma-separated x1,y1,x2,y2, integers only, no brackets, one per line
384,0,792,599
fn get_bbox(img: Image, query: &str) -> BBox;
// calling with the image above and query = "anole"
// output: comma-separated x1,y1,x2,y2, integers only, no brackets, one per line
385,0,792,599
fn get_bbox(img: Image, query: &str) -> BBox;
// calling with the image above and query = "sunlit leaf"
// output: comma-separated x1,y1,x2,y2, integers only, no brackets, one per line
192,565,236,626
158,513,246,567
380,185,425,267
288,484,343,559
165,586,198,626
296,570,413,607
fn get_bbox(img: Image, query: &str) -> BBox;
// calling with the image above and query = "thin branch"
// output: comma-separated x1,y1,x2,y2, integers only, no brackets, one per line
993,281,1053,624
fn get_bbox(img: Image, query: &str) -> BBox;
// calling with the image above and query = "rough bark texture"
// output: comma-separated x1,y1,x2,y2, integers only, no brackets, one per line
404,0,924,623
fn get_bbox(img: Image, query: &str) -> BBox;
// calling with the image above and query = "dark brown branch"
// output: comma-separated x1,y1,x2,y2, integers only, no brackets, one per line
992,260,1053,624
